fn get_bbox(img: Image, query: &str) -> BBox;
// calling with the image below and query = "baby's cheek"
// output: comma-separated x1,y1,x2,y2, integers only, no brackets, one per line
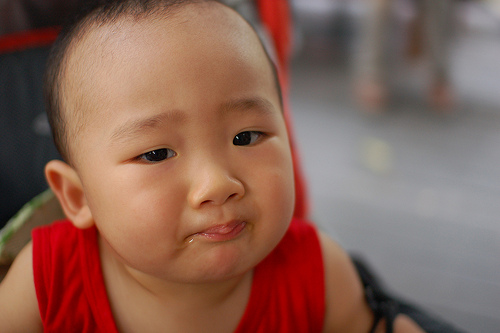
264,163,295,220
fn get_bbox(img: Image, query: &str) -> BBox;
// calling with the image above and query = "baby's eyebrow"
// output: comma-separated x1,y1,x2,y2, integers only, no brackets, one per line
219,97,275,117
109,97,275,144
110,109,186,144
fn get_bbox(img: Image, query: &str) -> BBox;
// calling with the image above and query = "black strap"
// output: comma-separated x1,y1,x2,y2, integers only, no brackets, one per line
366,284,399,333
352,257,399,333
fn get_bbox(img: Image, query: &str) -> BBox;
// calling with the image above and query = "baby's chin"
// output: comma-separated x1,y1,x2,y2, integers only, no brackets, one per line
125,241,256,285
175,240,259,283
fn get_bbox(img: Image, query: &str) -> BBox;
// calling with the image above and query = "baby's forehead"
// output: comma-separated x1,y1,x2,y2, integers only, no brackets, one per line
64,4,250,96
61,1,276,132
73,2,247,52
66,2,262,82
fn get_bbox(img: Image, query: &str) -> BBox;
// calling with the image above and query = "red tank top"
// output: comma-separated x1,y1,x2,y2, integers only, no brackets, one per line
33,218,325,332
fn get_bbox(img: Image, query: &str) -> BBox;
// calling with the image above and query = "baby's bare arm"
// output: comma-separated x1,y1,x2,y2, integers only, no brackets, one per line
0,242,43,332
319,232,424,333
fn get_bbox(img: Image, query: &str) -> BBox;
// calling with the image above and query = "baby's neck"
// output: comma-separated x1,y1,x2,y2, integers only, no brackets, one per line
99,236,253,332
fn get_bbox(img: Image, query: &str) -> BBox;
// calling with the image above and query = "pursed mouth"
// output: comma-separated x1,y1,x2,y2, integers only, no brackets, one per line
185,221,247,243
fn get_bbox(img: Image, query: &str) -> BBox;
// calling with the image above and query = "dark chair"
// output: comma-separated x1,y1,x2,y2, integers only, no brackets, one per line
0,28,61,229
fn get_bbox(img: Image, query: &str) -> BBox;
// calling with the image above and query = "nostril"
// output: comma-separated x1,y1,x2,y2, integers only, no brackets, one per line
200,199,211,206
198,192,240,207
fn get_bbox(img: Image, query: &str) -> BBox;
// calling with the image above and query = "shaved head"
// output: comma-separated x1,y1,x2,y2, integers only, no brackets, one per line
44,0,282,165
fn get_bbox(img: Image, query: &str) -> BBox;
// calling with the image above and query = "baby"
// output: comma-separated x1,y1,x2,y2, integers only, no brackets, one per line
0,0,424,332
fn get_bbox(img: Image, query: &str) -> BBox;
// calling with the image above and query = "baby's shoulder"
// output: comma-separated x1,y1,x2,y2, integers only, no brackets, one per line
0,242,43,332
317,232,374,332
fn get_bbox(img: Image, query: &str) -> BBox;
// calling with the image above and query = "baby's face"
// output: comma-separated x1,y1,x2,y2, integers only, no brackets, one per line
64,3,295,283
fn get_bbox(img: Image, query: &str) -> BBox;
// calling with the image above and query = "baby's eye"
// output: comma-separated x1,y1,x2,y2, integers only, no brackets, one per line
233,131,263,146
139,148,176,162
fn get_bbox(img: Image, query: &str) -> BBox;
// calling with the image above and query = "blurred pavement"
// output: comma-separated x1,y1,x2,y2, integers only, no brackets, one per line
289,1,500,332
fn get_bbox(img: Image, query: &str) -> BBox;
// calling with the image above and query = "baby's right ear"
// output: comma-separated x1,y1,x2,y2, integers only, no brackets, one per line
45,160,94,229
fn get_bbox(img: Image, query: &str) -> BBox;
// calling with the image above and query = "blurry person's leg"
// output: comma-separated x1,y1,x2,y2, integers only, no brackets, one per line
355,0,392,113
422,0,455,111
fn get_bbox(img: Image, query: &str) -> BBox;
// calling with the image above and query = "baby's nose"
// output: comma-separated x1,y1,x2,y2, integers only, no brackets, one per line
187,163,245,208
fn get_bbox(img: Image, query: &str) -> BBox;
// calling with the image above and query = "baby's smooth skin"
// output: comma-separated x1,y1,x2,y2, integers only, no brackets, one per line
0,2,424,332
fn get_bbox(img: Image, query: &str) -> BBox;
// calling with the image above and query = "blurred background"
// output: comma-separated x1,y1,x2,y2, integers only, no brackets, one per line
290,0,500,332
1,0,499,331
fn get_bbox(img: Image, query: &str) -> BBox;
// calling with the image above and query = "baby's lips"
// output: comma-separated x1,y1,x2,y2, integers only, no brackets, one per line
200,220,245,235
189,220,247,242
